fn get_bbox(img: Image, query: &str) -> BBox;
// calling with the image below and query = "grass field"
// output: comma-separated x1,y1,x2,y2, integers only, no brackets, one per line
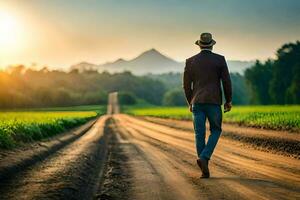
2,105,106,113
0,105,106,149
123,105,300,132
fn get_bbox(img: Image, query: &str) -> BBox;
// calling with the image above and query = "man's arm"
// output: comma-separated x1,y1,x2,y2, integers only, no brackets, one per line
183,59,193,106
221,56,232,107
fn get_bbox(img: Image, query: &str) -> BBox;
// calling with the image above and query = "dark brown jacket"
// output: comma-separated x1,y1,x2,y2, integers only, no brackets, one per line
183,50,232,105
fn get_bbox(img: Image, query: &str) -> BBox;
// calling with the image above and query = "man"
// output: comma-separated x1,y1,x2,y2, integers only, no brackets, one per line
183,33,232,178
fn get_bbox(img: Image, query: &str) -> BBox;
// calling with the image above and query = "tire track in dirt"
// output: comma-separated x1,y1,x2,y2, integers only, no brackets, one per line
114,117,267,200
0,119,97,181
140,116,300,158
121,115,300,181
101,116,206,200
97,122,180,200
113,114,300,200
127,115,300,185
0,116,110,200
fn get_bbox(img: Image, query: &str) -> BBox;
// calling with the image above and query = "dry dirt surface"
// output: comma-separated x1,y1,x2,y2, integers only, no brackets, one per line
0,116,111,200
0,114,299,200
99,114,300,200
140,116,300,158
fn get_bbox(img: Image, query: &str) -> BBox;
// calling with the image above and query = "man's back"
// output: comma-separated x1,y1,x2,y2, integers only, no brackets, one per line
183,50,232,105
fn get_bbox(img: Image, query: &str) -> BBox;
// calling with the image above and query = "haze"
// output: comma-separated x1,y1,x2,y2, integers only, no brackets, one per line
0,0,299,70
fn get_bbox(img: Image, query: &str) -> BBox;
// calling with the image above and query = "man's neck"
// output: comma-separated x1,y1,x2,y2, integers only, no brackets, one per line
201,48,212,52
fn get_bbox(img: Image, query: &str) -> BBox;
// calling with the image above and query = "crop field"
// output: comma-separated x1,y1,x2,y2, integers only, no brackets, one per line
0,110,100,149
123,105,300,132
4,104,107,113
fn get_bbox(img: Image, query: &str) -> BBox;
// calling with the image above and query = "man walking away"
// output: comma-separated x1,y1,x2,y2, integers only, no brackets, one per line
183,33,232,178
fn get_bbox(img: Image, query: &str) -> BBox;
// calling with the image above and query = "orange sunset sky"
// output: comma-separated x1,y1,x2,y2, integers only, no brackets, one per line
0,0,300,70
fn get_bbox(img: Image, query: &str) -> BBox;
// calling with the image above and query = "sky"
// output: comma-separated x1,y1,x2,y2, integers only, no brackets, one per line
0,0,300,70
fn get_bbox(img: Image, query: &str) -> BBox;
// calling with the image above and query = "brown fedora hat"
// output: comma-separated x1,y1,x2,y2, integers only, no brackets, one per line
195,32,216,47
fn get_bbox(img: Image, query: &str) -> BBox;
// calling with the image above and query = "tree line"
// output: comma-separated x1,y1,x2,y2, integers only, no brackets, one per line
148,72,249,106
245,41,299,104
0,66,249,108
0,41,298,108
0,68,165,108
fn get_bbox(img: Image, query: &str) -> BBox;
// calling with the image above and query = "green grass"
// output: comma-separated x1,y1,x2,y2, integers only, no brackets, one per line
123,106,191,119
3,105,107,114
123,105,300,132
0,108,103,149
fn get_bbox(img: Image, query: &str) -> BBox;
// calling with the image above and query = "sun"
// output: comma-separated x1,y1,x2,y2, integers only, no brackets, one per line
0,11,22,51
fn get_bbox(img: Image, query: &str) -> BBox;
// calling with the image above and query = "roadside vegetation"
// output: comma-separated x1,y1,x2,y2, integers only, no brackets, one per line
123,105,300,132
0,109,101,149
12,104,107,113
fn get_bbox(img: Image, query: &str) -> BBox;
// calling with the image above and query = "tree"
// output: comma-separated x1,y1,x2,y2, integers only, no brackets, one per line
285,62,300,104
162,88,186,106
118,92,137,105
245,60,273,104
269,41,300,104
230,73,250,105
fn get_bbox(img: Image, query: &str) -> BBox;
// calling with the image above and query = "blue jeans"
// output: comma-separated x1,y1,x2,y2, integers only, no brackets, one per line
192,103,222,160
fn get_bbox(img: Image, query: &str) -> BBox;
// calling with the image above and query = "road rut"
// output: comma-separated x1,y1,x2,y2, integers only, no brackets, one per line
0,116,110,200
101,114,300,200
0,114,299,200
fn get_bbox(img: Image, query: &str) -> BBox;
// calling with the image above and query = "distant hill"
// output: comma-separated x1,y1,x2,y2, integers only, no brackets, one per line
70,49,254,75
98,48,183,74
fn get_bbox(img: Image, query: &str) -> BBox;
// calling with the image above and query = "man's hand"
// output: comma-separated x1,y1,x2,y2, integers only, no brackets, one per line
224,102,232,113
189,104,192,112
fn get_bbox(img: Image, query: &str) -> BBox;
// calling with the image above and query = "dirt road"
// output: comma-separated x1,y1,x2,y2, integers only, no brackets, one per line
98,114,300,200
0,112,299,199
0,116,110,200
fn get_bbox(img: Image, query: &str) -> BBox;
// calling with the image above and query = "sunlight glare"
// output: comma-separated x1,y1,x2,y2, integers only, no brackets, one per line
0,10,22,51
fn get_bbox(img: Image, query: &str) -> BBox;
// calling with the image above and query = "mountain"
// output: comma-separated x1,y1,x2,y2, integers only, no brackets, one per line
70,49,254,75
98,48,183,74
